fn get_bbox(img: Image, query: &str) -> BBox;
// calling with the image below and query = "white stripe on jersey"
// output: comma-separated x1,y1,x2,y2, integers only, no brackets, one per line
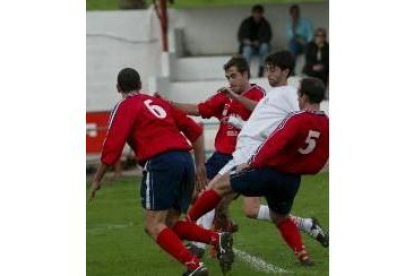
108,100,124,130
248,111,305,164
107,93,140,130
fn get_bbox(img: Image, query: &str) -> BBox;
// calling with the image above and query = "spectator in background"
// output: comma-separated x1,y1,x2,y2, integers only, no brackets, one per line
238,5,272,77
303,28,329,86
286,5,313,57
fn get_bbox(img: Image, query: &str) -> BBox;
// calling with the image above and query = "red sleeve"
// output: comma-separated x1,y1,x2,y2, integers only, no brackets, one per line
250,114,299,167
197,93,226,119
171,105,202,142
101,101,137,165
247,88,266,102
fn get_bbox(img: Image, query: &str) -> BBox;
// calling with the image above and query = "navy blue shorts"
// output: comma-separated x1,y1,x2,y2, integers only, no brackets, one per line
140,150,195,213
205,152,233,180
230,167,301,215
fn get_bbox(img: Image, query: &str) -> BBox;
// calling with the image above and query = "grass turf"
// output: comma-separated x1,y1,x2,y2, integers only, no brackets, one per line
87,171,328,275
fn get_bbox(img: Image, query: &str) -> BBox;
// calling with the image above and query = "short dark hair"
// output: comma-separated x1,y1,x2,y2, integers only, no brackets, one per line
265,51,296,77
314,28,327,38
299,77,326,104
290,4,300,14
252,4,264,13
223,55,251,78
117,68,142,93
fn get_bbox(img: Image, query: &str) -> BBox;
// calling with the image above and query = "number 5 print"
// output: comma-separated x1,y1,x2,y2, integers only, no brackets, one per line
298,130,321,154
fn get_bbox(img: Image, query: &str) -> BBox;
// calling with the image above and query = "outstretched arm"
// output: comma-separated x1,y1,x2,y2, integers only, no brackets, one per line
171,102,200,116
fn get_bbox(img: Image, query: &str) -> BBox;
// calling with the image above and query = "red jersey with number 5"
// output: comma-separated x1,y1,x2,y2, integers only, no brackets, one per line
250,111,329,175
101,93,202,165
197,85,265,155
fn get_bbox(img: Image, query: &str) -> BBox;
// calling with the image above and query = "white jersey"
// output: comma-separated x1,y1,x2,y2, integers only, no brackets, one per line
219,85,299,175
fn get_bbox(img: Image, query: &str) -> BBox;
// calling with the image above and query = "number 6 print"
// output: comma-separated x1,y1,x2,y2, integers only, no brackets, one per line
144,99,167,119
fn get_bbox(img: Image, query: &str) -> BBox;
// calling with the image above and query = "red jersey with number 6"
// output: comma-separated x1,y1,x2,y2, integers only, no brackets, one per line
101,93,202,165
250,111,329,175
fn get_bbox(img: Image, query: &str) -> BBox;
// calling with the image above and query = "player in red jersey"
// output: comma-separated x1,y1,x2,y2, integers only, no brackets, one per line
168,56,265,255
169,56,326,258
185,77,329,266
88,68,234,276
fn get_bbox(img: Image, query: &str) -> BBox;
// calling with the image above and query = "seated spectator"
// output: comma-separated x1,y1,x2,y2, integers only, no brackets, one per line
238,4,272,77
302,28,329,86
286,4,313,57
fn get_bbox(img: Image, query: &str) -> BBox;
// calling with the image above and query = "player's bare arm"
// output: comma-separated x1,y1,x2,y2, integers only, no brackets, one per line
219,87,257,111
191,133,208,191
88,162,110,201
154,92,201,116
171,102,200,116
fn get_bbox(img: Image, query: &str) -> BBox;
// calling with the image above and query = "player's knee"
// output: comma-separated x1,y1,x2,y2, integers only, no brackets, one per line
144,221,163,238
144,224,152,237
243,206,259,219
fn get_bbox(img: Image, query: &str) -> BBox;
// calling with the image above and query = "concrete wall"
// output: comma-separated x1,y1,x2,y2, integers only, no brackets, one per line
169,2,329,56
87,2,328,111
87,9,162,111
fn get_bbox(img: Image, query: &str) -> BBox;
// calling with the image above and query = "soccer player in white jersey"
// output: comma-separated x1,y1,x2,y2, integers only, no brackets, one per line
212,51,328,247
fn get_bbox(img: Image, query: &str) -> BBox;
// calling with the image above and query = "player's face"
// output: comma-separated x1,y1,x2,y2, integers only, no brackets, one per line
225,66,249,94
266,65,289,87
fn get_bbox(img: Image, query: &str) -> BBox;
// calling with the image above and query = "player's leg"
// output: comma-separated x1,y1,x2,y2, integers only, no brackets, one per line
144,209,207,273
187,173,235,222
179,153,234,273
242,196,268,219
242,197,329,247
190,152,233,257
263,172,314,266
228,167,313,266
140,151,207,274
289,214,329,248
167,208,219,254
269,210,314,266
214,193,239,232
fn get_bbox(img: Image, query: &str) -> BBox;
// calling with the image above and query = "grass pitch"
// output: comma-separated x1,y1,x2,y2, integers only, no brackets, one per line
87,172,329,275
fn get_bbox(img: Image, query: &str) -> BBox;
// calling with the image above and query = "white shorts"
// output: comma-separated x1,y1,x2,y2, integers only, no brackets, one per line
218,142,261,175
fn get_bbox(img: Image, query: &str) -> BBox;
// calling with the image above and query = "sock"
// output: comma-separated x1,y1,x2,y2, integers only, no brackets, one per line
290,215,313,233
172,220,219,247
257,205,271,221
187,189,222,222
156,227,200,270
193,209,216,249
277,217,306,254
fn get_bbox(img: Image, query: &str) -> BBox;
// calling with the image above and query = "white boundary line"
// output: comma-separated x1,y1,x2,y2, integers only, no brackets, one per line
87,223,133,234
234,247,289,274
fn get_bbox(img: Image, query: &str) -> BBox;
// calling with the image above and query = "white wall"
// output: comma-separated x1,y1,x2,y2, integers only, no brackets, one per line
169,2,329,55
86,9,162,111
87,2,329,111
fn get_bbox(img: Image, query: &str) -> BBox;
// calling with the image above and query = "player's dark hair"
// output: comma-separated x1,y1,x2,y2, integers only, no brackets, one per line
265,51,296,77
252,4,264,13
117,68,142,93
299,77,326,104
290,4,300,14
223,55,251,78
